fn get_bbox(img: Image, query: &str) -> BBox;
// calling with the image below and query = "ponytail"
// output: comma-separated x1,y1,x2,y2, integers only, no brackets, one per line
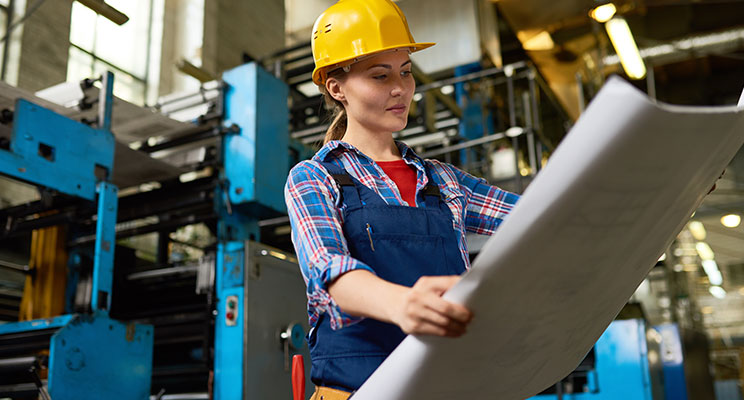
319,68,348,144
324,107,347,144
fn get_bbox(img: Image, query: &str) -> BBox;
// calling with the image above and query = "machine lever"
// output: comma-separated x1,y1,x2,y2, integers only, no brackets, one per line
292,354,305,400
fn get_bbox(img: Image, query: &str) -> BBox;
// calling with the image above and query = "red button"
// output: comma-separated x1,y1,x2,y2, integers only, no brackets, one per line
227,312,235,320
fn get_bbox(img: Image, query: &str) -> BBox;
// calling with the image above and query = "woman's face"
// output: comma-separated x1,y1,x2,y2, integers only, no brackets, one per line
327,50,415,134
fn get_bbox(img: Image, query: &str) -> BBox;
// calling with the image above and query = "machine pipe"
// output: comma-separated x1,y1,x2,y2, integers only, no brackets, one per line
0,356,36,372
415,61,528,93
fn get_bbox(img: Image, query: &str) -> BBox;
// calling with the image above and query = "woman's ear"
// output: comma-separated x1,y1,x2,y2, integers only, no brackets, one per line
326,77,345,103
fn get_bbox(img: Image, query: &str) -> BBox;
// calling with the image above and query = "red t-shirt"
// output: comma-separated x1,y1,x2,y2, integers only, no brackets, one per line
376,159,418,207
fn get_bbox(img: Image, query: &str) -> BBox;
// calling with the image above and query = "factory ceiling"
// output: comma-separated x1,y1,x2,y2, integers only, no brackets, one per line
496,0,744,118
498,0,744,351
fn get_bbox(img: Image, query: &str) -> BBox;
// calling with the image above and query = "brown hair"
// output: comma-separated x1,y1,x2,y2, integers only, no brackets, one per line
321,69,348,144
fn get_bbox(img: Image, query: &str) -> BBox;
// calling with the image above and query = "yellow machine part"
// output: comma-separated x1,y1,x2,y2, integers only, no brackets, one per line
19,223,68,320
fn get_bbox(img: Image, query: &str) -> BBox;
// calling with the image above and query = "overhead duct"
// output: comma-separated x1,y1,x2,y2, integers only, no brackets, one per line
603,27,744,68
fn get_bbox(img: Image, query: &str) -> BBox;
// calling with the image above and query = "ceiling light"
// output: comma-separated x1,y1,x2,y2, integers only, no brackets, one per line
590,3,617,23
605,17,646,79
506,127,525,137
517,30,555,51
695,242,715,261
688,221,706,241
721,214,741,228
709,286,726,299
702,259,723,286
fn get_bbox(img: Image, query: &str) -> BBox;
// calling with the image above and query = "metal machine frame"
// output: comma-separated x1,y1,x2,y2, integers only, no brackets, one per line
0,72,153,400
213,63,311,400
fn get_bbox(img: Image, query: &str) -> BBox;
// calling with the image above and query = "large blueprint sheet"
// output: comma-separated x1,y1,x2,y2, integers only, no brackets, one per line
353,77,744,400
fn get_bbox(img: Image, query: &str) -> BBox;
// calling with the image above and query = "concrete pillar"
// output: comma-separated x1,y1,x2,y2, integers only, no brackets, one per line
15,0,73,91
158,0,205,96
0,1,69,217
202,0,285,77
285,0,334,46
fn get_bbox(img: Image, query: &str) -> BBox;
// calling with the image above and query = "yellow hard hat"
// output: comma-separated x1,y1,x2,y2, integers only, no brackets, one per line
311,0,435,85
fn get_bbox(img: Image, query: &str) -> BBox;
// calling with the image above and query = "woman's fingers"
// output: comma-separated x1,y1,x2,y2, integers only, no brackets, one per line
413,323,449,337
418,322,464,337
393,275,473,336
406,309,466,336
424,294,472,323
416,306,450,327
418,304,467,329
414,277,473,323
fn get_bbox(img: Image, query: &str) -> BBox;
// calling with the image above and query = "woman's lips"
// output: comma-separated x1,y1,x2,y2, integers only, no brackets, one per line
386,104,407,113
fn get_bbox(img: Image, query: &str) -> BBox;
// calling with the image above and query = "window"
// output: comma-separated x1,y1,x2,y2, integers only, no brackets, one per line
67,0,163,105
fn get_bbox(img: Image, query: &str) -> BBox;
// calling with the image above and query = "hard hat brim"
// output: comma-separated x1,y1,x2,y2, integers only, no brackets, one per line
312,42,435,86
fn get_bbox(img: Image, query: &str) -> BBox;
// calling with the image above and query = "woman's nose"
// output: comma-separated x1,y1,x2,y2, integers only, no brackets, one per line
390,77,405,97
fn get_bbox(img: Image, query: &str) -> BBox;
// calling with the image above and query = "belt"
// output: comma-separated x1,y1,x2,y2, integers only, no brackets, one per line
310,386,352,400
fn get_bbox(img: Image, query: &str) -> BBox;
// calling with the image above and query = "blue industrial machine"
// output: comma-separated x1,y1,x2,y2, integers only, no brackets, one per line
213,62,313,399
454,62,495,167
657,323,689,400
7,62,316,399
0,73,153,399
0,61,315,399
655,323,716,400
529,319,665,400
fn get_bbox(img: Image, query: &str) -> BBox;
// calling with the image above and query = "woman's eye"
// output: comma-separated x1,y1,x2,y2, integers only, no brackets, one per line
401,70,412,77
373,74,387,80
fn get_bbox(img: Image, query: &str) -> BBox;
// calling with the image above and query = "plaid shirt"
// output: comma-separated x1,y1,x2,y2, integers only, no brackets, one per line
285,140,520,330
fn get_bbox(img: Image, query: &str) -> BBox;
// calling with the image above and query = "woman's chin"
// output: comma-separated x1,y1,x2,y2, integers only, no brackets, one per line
361,117,408,135
385,119,408,133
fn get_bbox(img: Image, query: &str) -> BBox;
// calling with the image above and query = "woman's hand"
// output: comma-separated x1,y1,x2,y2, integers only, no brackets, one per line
391,276,473,337
327,270,473,337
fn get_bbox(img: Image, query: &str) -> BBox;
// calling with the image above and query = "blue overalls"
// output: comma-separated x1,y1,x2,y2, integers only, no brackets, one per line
309,161,468,391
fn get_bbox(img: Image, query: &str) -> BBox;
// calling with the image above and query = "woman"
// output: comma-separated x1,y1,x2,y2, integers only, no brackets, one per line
285,1,520,398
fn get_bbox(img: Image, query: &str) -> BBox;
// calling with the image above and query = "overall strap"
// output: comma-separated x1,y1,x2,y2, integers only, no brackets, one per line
319,162,362,208
422,166,442,209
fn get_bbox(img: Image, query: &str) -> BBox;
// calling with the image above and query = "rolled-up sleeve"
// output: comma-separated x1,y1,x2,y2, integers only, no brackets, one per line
285,160,376,330
450,166,520,235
